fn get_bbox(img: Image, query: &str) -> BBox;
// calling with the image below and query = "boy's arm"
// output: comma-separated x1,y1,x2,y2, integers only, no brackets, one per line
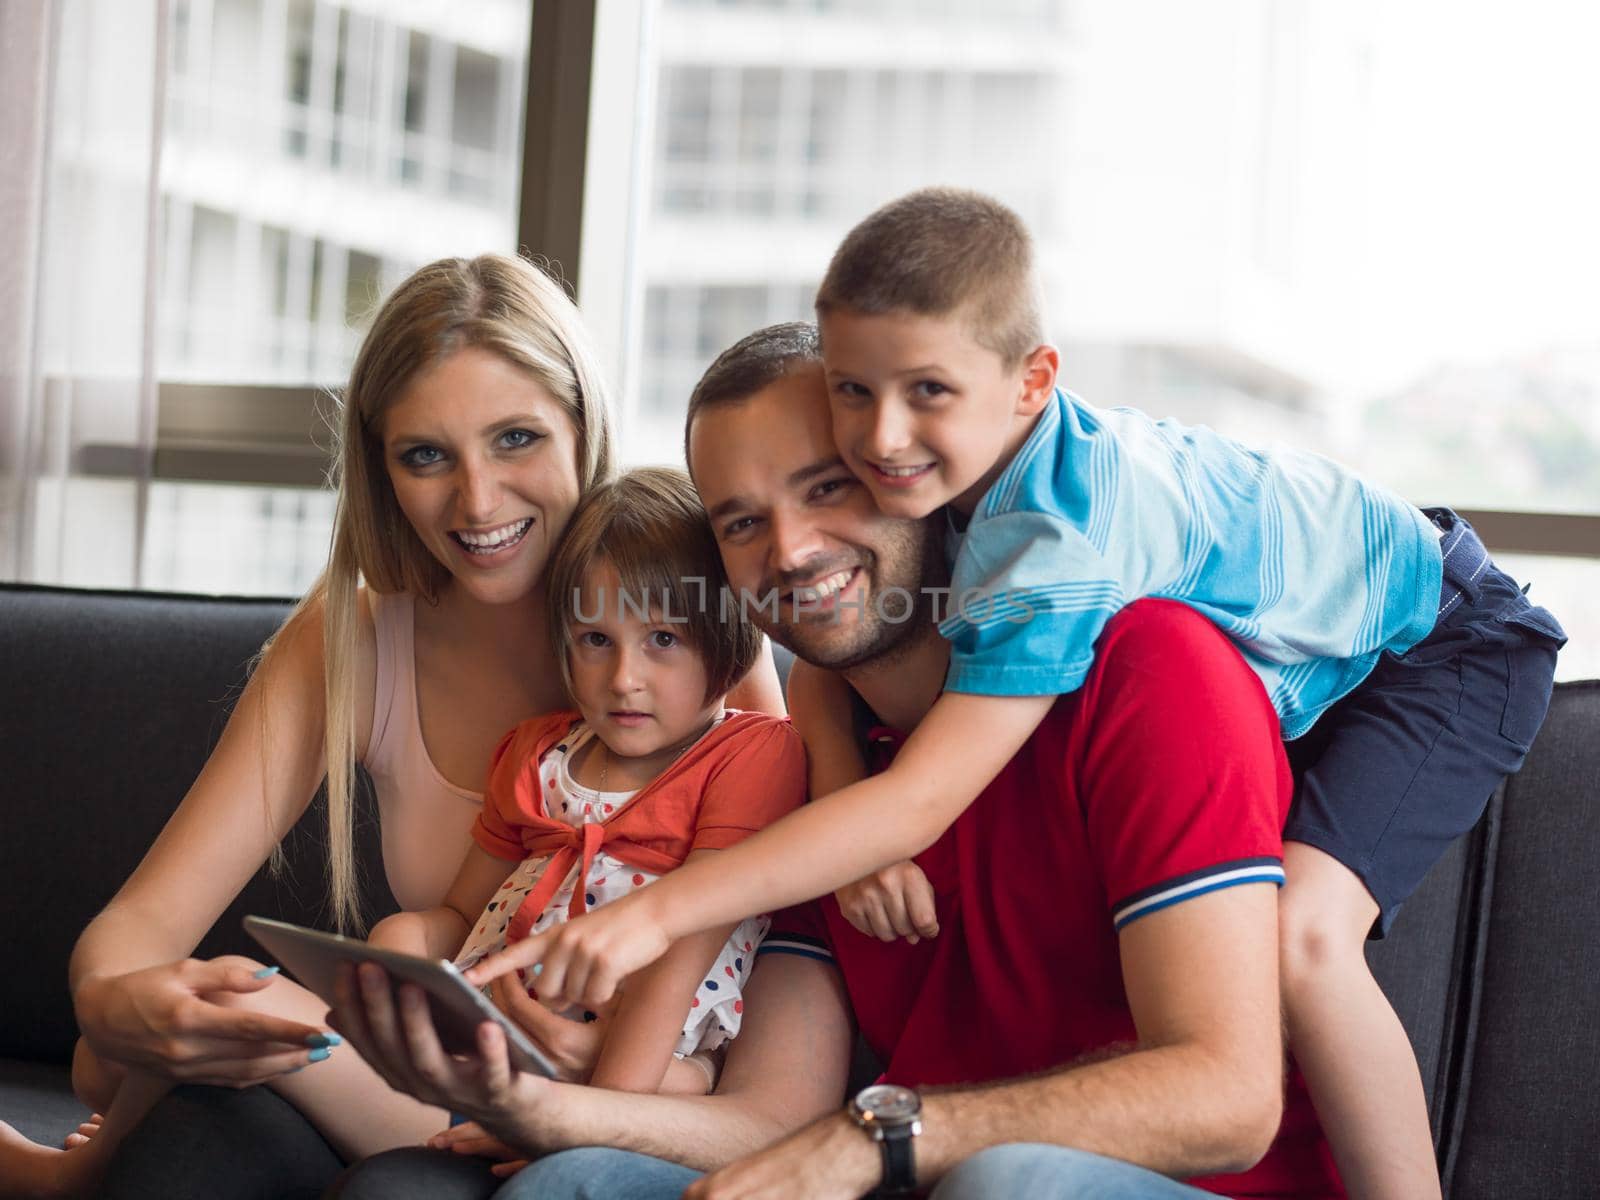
469,690,1053,1006
368,845,516,959
585,849,740,1094
790,659,938,943
687,882,1285,1198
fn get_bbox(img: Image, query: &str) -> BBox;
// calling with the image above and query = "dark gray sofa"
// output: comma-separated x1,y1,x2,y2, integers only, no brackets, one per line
2,582,1596,1197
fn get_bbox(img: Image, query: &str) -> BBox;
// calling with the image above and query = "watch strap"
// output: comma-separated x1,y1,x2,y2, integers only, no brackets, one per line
876,1124,917,1196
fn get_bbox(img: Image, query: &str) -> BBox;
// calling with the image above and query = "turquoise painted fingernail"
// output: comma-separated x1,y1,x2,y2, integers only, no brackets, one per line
252,966,280,979
530,963,544,977
305,1032,342,1048
308,1046,332,1063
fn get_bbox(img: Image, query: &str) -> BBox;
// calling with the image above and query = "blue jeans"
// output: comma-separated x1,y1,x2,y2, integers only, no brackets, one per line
494,1143,1220,1199
932,1144,1220,1198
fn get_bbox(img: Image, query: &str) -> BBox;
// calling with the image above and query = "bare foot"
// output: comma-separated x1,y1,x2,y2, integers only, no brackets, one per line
0,1120,104,1199
60,1115,102,1152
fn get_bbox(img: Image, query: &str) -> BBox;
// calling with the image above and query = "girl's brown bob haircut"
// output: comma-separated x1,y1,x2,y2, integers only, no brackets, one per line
546,467,762,704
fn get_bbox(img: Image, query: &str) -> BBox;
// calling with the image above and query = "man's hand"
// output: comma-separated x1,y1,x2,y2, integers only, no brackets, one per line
835,862,939,944
465,893,671,1010
486,974,614,1084
684,1111,880,1200
329,962,552,1131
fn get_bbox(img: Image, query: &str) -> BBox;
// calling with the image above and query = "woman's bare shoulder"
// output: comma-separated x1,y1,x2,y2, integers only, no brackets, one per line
249,582,381,750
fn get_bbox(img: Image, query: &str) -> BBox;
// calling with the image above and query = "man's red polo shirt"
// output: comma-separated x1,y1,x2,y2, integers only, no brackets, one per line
767,600,1342,1198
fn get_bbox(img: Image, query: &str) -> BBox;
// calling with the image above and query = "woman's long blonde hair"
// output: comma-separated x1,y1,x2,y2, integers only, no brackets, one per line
287,254,613,931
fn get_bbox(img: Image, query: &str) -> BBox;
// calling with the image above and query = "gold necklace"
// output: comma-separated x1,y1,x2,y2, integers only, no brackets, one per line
596,739,609,793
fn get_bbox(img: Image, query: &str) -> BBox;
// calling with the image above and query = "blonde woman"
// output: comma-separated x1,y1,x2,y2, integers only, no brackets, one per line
0,255,782,1197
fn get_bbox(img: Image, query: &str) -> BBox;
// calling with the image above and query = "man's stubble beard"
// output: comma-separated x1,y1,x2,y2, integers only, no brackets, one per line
757,518,945,673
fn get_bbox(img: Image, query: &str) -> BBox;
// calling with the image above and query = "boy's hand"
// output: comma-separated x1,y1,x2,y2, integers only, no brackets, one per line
835,861,939,944
464,893,671,1010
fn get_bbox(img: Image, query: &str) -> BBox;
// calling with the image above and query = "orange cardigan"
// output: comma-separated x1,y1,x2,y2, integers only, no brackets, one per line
472,710,806,942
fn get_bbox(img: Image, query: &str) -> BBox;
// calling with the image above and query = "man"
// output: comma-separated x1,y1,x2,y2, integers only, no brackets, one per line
335,324,1337,1199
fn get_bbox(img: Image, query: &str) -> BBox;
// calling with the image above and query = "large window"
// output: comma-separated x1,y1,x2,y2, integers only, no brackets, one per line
142,0,531,595
5,0,1596,679
612,0,1600,678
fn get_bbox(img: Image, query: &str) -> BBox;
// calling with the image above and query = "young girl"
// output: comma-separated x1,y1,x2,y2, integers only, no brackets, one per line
0,467,801,1197
369,466,805,1102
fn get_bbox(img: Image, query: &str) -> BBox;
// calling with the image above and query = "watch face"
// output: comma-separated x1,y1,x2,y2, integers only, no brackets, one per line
855,1084,922,1123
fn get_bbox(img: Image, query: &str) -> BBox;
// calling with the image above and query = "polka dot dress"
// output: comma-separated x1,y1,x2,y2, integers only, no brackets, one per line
453,721,767,1058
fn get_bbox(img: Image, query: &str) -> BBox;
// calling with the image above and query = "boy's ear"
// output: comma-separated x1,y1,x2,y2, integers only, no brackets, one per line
1015,344,1059,415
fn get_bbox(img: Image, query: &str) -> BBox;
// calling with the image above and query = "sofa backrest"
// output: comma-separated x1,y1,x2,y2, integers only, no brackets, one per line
3,584,1596,1196
1369,679,1600,1199
0,584,396,1063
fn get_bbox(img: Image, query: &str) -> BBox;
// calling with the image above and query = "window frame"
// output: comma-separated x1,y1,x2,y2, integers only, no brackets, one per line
118,0,1597,565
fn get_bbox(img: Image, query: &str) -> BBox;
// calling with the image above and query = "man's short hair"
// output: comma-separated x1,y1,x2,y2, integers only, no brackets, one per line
815,187,1043,367
683,321,821,469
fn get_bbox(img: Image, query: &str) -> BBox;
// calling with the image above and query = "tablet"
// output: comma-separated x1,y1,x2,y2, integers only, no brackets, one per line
243,915,558,1078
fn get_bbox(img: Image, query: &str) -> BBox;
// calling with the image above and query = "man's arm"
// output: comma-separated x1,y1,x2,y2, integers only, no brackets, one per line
331,948,854,1174
918,881,1283,1177
688,882,1284,1199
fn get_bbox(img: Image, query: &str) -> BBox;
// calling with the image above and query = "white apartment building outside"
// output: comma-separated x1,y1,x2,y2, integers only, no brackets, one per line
69,0,1587,684
144,0,1375,595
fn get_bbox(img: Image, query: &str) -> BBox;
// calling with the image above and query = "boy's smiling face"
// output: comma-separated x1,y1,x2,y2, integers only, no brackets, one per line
820,307,1057,519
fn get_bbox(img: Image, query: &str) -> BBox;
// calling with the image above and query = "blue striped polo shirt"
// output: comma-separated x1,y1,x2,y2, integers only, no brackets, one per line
939,389,1443,738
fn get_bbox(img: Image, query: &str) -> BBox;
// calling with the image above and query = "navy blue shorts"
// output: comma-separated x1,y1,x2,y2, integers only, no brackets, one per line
1282,508,1567,937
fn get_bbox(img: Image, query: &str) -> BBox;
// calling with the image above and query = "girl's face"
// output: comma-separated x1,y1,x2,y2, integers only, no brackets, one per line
382,346,582,607
566,558,722,778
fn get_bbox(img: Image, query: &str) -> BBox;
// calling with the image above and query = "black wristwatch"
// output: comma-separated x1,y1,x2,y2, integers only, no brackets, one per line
847,1083,922,1196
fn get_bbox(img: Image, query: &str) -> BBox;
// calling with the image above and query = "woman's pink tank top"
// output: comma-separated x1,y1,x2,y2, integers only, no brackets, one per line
365,591,485,911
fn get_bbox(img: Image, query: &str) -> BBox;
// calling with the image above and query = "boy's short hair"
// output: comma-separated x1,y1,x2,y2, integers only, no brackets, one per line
815,187,1043,366
547,466,762,705
683,321,822,469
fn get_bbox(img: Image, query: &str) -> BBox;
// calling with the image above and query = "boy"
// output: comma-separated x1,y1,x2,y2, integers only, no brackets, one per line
471,188,1565,1200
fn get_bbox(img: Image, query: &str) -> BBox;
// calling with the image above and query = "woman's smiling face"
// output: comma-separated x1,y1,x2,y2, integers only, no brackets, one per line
382,345,582,606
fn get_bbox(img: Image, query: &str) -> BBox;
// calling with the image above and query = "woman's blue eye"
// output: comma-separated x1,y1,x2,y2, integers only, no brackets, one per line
500,428,540,450
400,445,443,468
914,380,948,398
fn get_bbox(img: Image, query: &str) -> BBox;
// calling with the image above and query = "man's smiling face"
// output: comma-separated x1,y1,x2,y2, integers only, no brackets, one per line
687,363,937,671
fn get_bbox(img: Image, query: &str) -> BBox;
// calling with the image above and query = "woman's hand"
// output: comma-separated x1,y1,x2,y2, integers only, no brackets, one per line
464,893,671,1010
74,956,333,1086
